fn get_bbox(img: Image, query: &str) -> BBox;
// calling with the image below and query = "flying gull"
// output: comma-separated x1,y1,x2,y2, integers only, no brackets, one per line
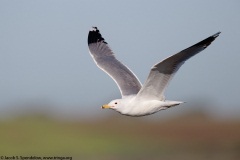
88,27,220,116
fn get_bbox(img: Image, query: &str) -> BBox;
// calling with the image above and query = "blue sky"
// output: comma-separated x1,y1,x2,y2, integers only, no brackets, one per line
0,0,240,118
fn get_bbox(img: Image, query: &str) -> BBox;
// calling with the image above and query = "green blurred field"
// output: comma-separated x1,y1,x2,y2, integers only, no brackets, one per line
0,112,239,160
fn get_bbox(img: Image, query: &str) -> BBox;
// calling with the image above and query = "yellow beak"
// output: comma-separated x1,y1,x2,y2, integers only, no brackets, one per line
101,104,111,109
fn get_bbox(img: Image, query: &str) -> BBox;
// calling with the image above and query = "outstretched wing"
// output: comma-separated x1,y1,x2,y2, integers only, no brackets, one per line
136,32,221,100
88,27,142,97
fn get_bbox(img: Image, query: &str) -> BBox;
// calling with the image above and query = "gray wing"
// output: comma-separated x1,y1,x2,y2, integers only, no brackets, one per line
88,27,142,97
136,32,221,100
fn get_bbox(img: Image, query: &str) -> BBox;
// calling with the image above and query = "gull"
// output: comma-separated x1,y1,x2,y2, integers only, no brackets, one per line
88,27,220,116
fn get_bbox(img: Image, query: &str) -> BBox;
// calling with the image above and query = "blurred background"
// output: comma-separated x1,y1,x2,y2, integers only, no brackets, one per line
0,0,240,159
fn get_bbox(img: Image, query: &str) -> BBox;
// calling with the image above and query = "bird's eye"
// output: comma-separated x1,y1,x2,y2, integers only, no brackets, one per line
115,102,117,104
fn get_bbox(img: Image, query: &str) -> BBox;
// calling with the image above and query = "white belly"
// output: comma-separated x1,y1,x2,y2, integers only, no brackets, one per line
120,100,167,116
117,99,183,117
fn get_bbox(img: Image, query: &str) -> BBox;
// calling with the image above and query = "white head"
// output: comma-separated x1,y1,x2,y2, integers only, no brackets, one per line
102,99,121,110
101,97,134,115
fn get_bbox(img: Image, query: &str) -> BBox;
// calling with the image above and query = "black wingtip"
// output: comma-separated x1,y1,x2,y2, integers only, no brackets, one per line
195,31,221,48
212,32,221,39
88,27,107,45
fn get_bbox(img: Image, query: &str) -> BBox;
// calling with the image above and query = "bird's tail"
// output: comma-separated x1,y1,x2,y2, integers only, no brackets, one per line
165,100,185,108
